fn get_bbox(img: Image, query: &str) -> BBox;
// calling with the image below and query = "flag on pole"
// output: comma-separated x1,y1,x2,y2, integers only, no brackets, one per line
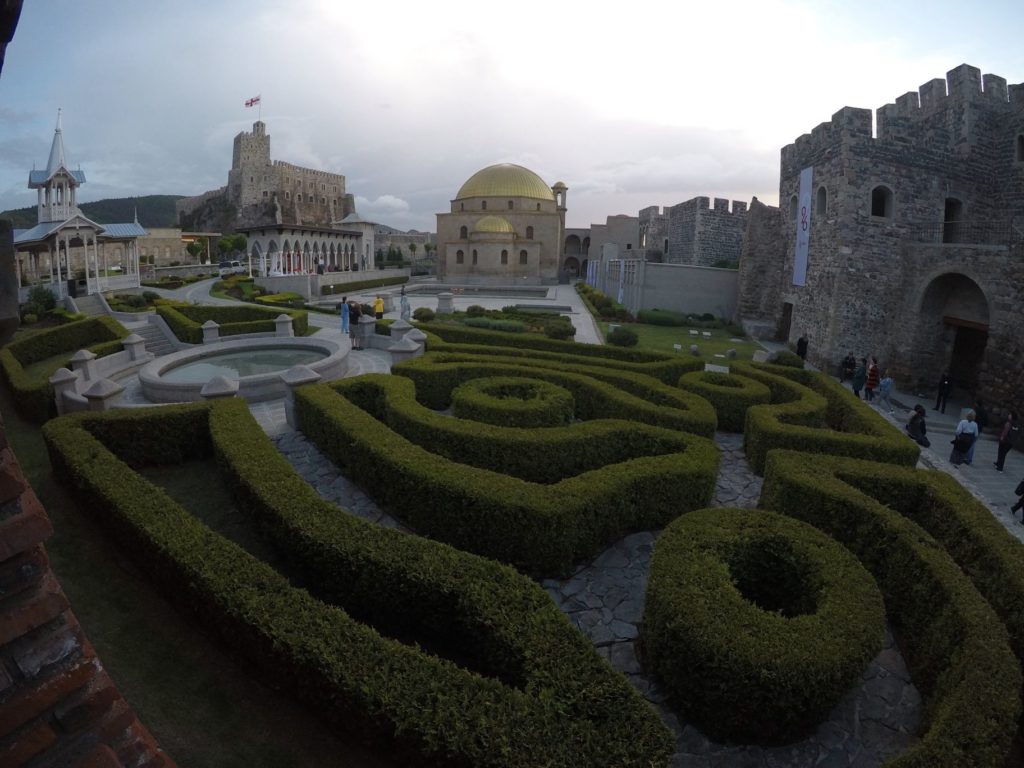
245,95,261,108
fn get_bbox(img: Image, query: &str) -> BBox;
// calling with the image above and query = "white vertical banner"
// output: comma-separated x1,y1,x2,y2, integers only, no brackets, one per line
616,260,625,304
793,166,813,286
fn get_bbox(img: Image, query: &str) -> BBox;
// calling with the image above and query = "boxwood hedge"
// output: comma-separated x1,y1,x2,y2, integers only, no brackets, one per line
643,507,885,744
296,376,719,576
732,361,919,473
0,315,128,422
393,354,717,438
156,303,308,344
760,450,1022,767
677,370,771,432
450,375,575,428
42,401,674,767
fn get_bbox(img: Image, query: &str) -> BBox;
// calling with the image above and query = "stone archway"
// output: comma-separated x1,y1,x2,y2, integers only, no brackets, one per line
563,256,580,277
908,272,990,395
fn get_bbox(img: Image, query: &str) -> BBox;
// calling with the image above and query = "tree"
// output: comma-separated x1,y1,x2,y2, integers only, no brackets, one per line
409,243,417,262
186,240,205,263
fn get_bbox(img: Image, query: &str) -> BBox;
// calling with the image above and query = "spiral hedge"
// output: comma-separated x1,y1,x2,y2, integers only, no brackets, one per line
42,400,675,767
450,375,575,428
760,450,1023,767
677,370,771,432
295,370,719,576
643,507,885,744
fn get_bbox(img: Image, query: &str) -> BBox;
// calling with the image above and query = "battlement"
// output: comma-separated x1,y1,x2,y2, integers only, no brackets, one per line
783,64,1023,171
672,196,748,216
272,160,345,181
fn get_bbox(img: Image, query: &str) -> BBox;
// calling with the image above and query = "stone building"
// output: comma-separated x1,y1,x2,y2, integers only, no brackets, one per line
737,64,1024,408
638,206,669,260
436,163,566,284
666,196,748,267
176,120,356,233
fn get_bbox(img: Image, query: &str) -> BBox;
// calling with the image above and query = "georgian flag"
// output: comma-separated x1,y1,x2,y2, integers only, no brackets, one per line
245,95,261,107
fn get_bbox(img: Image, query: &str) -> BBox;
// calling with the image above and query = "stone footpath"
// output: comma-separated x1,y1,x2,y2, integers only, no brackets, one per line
272,429,922,767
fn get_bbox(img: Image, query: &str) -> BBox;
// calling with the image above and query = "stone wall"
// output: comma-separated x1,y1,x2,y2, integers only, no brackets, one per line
638,206,669,259
667,196,748,267
0,419,176,767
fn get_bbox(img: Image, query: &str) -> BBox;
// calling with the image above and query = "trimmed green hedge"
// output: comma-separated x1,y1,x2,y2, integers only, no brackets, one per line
328,374,707,485
677,370,771,432
393,355,717,438
451,375,574,428
319,275,408,296
732,361,919,474
420,332,704,386
156,303,309,344
42,402,673,767
0,315,128,422
760,450,1022,767
296,376,719,576
644,507,884,744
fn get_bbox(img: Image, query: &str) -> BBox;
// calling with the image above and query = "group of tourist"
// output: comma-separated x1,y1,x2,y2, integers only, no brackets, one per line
337,290,412,349
840,353,895,414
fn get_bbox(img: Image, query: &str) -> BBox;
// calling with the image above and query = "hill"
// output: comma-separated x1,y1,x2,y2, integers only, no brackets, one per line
0,194,183,229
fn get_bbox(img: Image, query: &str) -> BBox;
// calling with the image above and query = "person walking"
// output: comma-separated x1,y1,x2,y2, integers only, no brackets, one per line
906,404,930,447
400,293,411,321
995,410,1020,472
864,357,880,402
934,372,952,413
1011,477,1024,522
796,333,809,361
841,352,856,383
876,370,895,414
339,295,349,334
950,409,979,466
373,295,385,320
349,299,363,350
852,358,867,399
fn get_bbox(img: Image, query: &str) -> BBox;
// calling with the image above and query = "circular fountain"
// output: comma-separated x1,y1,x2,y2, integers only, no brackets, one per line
138,336,346,403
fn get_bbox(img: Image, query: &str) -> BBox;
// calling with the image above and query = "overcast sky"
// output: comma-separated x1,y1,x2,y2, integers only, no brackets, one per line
1,0,1021,231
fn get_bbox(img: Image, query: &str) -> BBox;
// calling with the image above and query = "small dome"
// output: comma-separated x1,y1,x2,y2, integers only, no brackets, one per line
474,215,515,234
456,163,554,201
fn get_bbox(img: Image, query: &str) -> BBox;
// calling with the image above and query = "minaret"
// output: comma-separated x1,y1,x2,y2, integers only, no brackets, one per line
30,109,85,224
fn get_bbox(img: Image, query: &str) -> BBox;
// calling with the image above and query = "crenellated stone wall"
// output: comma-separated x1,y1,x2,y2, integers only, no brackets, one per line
667,196,748,267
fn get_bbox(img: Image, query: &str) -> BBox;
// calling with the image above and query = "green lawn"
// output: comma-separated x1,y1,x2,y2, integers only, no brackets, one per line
0,386,390,768
599,321,764,361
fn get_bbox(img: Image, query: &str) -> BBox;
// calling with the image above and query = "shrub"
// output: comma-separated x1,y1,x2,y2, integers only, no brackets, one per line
637,309,687,326
22,313,38,325
450,376,575,428
141,291,160,303
543,319,576,340
413,307,435,322
760,450,1022,766
677,370,771,432
42,402,675,767
27,285,57,312
592,294,613,310
462,317,527,333
607,327,638,347
598,304,617,318
644,507,884,744
770,349,805,368
319,276,407,296
465,304,486,317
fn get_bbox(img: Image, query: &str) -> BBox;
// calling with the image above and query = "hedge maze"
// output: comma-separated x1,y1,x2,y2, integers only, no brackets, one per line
35,329,1024,766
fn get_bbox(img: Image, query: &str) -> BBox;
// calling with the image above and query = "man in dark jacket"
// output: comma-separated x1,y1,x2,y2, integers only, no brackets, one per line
934,372,952,413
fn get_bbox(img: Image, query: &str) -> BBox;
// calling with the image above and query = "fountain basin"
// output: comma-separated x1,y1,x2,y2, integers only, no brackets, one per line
139,336,346,403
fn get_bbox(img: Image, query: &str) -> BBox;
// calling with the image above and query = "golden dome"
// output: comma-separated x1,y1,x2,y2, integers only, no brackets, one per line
474,215,515,234
456,163,555,201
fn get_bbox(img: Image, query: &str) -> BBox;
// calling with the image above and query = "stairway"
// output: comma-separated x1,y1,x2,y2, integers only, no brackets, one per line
73,293,107,317
131,322,177,357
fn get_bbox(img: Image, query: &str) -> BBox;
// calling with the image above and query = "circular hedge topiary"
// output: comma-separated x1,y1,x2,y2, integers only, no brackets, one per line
642,507,885,745
677,371,771,432
451,376,575,428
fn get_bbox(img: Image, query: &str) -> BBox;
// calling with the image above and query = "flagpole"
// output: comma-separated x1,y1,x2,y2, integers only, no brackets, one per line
258,95,262,121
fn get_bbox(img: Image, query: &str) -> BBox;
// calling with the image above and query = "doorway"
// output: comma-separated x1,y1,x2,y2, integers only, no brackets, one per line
947,320,988,393
777,302,793,342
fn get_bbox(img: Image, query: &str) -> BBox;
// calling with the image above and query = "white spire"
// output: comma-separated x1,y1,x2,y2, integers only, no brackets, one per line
46,108,67,175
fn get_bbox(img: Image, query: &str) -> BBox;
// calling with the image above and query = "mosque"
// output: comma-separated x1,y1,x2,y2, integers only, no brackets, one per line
436,163,567,284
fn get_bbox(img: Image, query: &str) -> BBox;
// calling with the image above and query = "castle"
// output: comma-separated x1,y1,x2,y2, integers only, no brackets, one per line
737,63,1024,409
176,120,356,233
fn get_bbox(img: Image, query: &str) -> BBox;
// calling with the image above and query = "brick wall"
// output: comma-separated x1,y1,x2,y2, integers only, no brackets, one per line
0,420,176,768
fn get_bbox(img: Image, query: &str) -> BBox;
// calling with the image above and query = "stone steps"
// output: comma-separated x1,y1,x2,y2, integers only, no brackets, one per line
73,294,107,317
131,323,176,357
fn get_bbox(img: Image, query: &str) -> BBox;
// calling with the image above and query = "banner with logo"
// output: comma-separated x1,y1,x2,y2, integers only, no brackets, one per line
793,166,813,286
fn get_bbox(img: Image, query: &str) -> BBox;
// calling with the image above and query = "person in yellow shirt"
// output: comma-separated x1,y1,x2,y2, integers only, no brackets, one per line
373,295,384,319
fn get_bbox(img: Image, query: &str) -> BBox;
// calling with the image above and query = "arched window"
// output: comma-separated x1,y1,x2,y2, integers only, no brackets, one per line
1017,134,1024,162
456,250,464,264
943,198,964,244
501,250,508,264
459,226,468,239
472,249,478,265
481,200,487,211
816,187,827,216
519,250,528,265
789,195,798,221
507,200,514,210
460,203,464,211
871,185,894,218
536,203,541,211
526,226,534,239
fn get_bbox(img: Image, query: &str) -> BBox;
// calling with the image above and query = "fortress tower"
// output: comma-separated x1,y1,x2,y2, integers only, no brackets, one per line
737,64,1024,410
